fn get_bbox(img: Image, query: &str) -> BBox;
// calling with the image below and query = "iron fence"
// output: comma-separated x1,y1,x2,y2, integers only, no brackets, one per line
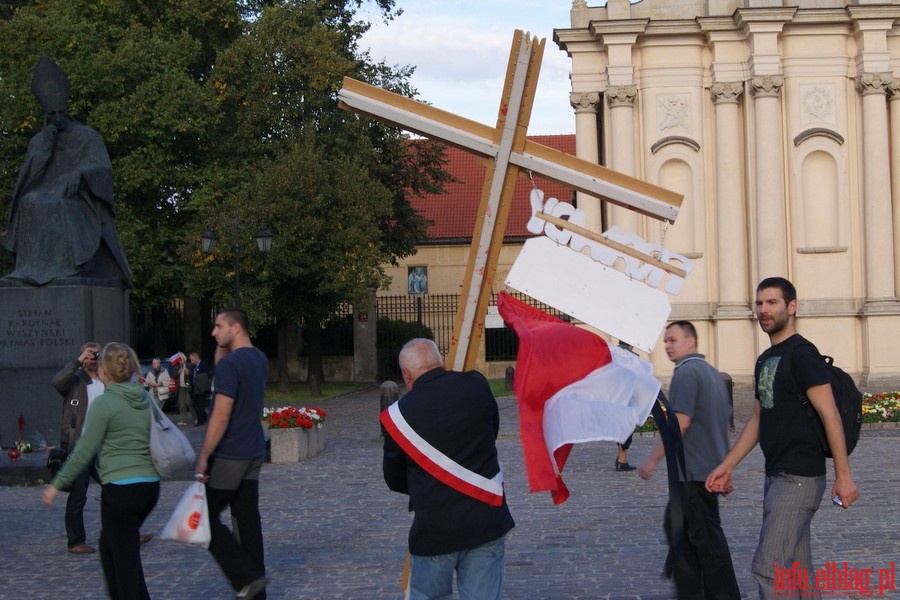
375,294,459,380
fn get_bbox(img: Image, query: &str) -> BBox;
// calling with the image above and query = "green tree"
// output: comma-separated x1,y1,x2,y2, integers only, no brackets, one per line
0,0,239,320
190,0,450,392
0,1,450,387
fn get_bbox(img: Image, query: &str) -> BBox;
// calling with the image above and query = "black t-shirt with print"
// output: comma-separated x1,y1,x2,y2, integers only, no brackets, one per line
755,333,830,477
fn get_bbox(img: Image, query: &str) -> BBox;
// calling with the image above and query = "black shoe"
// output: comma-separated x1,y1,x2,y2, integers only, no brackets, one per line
236,576,269,598
615,460,636,472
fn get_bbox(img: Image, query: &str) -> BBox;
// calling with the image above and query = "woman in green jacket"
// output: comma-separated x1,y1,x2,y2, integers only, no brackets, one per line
43,342,160,599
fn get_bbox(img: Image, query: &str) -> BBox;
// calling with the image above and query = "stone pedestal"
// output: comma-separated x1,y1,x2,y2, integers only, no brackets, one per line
0,284,129,447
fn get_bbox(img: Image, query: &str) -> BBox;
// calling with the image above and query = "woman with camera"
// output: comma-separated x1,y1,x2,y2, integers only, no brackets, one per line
43,342,160,600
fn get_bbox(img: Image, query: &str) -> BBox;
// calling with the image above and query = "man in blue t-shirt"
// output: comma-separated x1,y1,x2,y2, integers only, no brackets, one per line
706,278,858,599
196,309,268,599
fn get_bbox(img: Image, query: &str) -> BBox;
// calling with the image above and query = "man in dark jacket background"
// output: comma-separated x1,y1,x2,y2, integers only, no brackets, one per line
188,351,210,426
51,342,102,554
380,338,514,600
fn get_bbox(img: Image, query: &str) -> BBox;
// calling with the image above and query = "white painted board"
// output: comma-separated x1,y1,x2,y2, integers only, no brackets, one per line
504,236,671,353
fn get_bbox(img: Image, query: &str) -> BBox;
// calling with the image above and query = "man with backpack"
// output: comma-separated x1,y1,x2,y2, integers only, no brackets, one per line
706,277,859,599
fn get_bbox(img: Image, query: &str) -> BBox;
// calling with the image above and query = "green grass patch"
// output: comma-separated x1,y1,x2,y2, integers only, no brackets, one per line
490,378,514,397
264,381,372,406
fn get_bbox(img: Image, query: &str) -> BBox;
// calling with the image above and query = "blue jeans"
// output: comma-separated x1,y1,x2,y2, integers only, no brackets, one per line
409,535,506,600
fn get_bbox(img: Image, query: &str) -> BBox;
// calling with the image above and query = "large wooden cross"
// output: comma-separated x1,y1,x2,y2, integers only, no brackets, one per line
339,30,683,371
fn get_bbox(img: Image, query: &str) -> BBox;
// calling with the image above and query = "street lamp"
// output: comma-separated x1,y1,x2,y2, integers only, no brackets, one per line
201,225,274,308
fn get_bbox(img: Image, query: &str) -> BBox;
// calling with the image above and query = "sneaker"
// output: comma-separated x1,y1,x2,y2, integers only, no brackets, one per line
68,544,96,554
235,576,269,598
615,460,636,472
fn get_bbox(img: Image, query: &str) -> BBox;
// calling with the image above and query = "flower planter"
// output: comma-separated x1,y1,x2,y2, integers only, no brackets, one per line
269,427,310,464
267,425,326,463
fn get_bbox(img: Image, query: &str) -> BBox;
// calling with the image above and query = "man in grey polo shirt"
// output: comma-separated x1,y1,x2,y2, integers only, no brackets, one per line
639,320,740,599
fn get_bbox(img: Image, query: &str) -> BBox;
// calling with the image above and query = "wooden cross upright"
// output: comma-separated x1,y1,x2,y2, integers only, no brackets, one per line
339,30,683,371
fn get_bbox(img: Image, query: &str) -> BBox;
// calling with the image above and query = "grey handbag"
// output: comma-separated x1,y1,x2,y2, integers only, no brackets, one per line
148,394,196,478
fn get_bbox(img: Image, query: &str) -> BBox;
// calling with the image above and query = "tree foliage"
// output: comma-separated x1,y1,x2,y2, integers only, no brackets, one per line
0,0,451,381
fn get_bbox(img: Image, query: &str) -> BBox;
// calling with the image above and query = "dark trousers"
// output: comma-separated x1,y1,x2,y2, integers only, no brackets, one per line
99,481,160,600
65,461,98,547
664,481,741,600
191,393,208,424
207,479,266,597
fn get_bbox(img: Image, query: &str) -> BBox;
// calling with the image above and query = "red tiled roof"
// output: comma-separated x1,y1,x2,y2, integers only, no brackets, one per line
411,134,576,242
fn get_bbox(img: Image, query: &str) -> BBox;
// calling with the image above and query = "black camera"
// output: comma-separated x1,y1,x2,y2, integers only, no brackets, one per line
90,350,99,360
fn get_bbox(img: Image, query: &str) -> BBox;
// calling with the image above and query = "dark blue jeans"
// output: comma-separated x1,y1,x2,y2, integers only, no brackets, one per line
665,481,741,600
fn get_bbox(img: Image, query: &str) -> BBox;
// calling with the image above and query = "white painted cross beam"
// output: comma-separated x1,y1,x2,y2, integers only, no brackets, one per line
339,30,683,370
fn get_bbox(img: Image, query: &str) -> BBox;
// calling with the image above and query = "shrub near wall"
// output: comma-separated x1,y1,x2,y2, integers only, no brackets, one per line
377,319,434,381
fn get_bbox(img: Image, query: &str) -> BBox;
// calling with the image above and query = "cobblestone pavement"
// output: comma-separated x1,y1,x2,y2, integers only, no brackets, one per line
0,388,896,599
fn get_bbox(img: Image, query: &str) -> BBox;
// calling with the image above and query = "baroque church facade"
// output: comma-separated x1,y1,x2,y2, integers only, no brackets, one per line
554,0,900,386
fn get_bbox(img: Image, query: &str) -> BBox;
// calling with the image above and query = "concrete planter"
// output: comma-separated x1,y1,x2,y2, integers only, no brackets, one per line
267,425,326,464
269,427,309,464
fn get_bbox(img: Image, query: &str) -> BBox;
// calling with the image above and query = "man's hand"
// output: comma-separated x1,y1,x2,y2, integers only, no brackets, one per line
638,457,659,481
832,475,859,509
705,463,734,495
194,455,209,483
77,348,95,367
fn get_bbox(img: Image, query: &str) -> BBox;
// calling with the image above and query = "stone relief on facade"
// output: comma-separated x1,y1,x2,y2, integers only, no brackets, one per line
710,82,744,105
889,79,900,99
800,85,835,125
569,91,601,113
606,85,637,108
657,94,690,132
856,72,891,96
750,75,784,98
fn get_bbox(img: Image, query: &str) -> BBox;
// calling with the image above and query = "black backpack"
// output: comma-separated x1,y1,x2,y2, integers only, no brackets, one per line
785,345,862,457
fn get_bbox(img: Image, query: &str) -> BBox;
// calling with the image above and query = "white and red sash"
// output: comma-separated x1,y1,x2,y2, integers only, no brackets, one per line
381,402,504,507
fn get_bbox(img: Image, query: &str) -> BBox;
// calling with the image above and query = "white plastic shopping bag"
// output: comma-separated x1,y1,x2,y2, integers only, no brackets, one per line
161,480,211,548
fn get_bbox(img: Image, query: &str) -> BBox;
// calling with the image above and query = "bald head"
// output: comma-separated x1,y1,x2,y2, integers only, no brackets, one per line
399,338,443,388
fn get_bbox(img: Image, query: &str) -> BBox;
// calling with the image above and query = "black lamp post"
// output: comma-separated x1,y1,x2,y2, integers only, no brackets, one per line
201,225,274,308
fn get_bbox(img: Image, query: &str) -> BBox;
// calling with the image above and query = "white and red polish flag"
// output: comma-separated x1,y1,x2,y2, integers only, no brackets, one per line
167,352,187,366
497,292,660,505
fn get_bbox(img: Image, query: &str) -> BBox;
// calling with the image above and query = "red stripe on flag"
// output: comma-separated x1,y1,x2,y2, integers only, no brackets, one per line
498,292,613,505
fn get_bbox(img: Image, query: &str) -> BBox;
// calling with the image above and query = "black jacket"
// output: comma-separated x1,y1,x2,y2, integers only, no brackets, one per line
382,367,514,556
